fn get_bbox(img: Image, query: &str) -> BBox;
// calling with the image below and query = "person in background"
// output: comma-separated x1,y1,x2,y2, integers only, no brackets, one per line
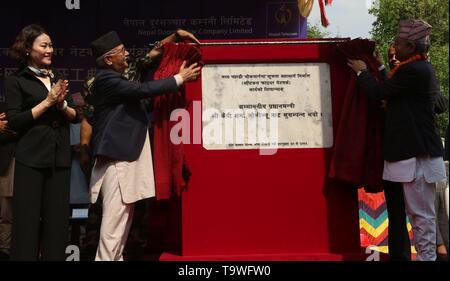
434,95,449,261
380,45,412,261
4,24,78,260
0,105,17,261
69,92,90,205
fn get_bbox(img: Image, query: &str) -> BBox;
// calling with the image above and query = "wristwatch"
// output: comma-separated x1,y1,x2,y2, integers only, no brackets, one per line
57,100,68,111
357,69,367,76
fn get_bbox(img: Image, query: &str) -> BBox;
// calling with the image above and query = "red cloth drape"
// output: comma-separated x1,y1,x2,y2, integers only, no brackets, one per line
329,39,384,193
298,0,332,25
318,0,330,27
152,42,202,199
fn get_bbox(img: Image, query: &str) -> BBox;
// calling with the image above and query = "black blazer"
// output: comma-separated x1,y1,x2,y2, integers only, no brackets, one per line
0,100,16,175
358,60,444,161
0,140,15,175
4,67,77,168
90,68,178,161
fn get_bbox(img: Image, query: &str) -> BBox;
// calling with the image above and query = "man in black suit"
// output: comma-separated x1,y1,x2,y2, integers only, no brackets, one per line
382,45,412,261
348,19,447,261
88,31,200,261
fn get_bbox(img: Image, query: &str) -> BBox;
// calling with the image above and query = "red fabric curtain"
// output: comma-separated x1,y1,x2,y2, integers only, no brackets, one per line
329,39,384,193
152,42,202,199
318,0,330,27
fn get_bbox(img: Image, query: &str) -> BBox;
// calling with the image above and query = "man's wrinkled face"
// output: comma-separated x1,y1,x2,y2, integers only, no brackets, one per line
103,44,129,73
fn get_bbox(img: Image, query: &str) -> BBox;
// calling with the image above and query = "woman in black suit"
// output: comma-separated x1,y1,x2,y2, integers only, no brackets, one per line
4,24,78,260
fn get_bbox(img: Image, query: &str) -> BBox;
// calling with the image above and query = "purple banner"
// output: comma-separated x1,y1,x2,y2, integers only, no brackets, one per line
0,0,307,97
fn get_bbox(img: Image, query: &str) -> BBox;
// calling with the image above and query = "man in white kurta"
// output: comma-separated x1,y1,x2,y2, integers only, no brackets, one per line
88,30,200,261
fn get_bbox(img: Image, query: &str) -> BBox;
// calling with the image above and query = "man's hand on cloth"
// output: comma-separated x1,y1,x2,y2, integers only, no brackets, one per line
150,29,201,60
178,61,202,83
175,29,200,44
347,59,368,74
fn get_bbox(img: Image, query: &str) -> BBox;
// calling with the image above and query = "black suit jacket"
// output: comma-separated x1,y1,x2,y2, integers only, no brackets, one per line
90,68,178,161
358,60,444,161
0,100,16,175
4,67,77,168
0,102,16,174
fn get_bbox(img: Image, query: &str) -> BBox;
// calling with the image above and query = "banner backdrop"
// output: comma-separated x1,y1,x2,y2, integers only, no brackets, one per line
0,0,307,97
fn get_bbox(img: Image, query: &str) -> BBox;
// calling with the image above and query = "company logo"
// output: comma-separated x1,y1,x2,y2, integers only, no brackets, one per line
275,4,293,27
266,2,299,38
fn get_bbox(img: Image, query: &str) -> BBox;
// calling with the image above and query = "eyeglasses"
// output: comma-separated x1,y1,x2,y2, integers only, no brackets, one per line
104,46,126,57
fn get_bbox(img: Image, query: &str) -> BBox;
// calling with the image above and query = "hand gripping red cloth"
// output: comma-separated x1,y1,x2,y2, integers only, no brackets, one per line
329,39,384,193
152,42,202,199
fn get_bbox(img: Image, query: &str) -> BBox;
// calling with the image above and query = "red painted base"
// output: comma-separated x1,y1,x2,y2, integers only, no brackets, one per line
159,252,368,261
161,39,363,261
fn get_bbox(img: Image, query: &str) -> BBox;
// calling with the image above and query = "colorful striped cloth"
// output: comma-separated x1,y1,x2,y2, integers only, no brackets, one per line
358,189,416,255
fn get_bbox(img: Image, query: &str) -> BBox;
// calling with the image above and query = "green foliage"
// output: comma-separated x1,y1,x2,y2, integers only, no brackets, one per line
307,23,330,38
369,0,449,137
430,44,449,137
370,0,449,45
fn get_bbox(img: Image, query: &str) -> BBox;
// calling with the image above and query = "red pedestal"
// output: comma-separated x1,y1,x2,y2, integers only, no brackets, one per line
160,39,363,261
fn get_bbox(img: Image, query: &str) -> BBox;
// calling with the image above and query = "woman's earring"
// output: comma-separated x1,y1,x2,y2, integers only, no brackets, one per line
26,52,29,56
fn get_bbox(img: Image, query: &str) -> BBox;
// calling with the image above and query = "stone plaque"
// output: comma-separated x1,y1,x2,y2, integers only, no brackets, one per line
202,63,333,150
